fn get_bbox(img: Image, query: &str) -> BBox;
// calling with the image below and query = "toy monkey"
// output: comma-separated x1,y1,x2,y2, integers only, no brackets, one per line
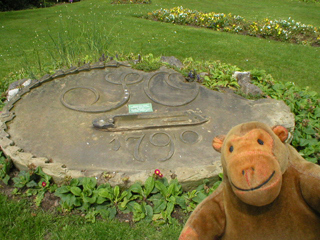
179,122,320,240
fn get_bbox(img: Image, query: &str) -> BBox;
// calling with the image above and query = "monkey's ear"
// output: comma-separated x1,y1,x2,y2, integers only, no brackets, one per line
212,135,225,153
272,125,289,143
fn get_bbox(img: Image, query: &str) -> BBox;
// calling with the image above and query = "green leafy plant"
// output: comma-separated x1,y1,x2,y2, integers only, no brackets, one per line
12,167,57,206
53,171,223,224
181,58,240,90
133,53,163,72
251,73,320,163
0,154,12,185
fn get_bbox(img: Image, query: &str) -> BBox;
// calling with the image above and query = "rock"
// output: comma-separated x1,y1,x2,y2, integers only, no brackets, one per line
7,79,32,101
233,71,263,96
0,64,295,189
160,56,184,69
7,89,19,101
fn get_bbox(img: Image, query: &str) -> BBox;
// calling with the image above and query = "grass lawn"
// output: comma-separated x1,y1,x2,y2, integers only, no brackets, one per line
0,193,182,239
0,0,319,238
0,0,319,93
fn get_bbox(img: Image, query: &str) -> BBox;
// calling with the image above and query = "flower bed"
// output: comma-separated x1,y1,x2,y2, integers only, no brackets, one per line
144,6,320,46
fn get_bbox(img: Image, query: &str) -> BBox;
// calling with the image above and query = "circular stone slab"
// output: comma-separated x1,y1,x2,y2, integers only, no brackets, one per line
0,61,295,189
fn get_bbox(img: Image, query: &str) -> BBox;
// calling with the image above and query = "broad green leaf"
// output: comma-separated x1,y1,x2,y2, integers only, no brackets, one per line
26,180,38,188
303,127,316,135
82,177,97,191
85,211,97,223
83,188,93,197
157,177,169,187
98,188,112,199
119,197,130,210
114,186,120,198
97,208,110,220
35,190,45,207
166,201,174,216
129,182,143,195
306,157,317,164
108,206,117,220
63,194,78,208
148,193,163,202
25,188,38,196
218,173,224,180
166,183,175,197
70,178,80,187
175,196,187,210
152,213,163,221
144,176,155,197
70,186,82,196
144,204,153,223
97,183,111,189
55,185,70,194
117,190,128,202
153,199,167,214
96,196,107,204
2,174,10,185
168,195,176,204
83,195,97,204
211,181,222,191
192,192,207,204
79,202,91,211
132,202,145,222
155,181,167,197
314,107,320,118
299,138,317,147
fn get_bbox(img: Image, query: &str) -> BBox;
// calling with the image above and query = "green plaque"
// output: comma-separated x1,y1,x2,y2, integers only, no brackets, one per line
128,103,153,113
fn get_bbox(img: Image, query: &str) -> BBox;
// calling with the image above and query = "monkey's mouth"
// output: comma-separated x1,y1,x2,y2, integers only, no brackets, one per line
231,171,276,192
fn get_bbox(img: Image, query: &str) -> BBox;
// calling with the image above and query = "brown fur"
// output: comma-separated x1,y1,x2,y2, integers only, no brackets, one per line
179,122,320,240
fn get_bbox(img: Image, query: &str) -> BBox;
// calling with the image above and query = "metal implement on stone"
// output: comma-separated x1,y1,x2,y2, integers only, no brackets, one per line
0,61,295,188
92,110,208,131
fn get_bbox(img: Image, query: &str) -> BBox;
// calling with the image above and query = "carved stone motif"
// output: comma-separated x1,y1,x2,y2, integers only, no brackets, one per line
0,61,295,188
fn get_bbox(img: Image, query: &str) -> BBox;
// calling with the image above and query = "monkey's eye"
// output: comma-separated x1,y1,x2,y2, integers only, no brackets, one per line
257,139,264,145
229,145,234,152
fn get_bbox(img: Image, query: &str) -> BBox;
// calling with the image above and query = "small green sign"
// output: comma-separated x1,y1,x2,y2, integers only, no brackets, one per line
128,103,153,114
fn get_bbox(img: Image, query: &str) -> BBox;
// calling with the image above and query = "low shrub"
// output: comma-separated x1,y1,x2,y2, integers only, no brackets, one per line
0,0,40,11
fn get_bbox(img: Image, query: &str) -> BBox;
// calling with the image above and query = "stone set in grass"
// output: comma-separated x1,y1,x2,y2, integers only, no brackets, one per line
144,6,320,46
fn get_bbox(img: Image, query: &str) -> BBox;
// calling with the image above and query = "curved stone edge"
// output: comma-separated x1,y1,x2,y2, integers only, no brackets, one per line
3,60,131,112
0,61,295,189
250,98,295,142
0,122,222,189
0,60,223,189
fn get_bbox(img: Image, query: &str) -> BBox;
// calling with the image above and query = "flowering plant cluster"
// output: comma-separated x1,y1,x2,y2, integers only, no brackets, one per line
144,6,320,46
11,166,57,206
154,168,163,178
146,7,245,33
111,0,151,4
249,17,320,45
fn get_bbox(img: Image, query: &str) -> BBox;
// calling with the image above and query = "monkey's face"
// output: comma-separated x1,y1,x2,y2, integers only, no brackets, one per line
212,123,289,207
223,129,282,206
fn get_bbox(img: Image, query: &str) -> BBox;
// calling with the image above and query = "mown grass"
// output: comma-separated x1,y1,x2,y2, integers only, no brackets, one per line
0,193,182,239
0,0,319,93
